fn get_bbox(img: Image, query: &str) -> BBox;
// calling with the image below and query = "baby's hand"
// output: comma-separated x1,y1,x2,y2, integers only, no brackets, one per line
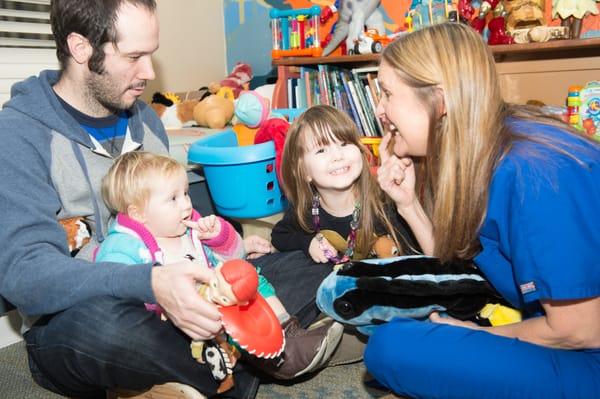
183,215,221,240
244,235,273,259
308,235,336,264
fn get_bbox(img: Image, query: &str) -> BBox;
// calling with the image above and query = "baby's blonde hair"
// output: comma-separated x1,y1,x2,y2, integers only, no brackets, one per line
101,151,186,214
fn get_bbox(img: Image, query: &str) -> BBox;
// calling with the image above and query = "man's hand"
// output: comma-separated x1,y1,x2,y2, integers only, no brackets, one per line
151,260,222,340
308,235,335,263
183,215,221,240
243,234,273,259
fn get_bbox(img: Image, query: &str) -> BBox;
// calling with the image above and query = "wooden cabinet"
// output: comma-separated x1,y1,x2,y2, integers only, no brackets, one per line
272,38,600,108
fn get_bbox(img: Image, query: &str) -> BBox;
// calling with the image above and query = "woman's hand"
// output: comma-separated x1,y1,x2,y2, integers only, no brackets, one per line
429,312,482,330
431,297,600,350
377,132,417,210
308,235,335,263
377,133,435,255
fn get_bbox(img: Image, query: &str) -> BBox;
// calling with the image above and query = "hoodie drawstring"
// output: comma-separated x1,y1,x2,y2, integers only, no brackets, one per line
70,141,105,243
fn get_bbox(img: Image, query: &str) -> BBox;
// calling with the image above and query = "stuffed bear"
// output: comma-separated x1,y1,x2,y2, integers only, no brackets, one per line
193,94,234,130
151,91,234,130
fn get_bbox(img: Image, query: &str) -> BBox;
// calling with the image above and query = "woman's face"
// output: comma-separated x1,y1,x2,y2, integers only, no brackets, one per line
376,61,430,157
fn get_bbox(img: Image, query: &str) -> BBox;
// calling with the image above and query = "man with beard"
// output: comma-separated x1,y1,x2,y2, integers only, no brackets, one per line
0,0,259,397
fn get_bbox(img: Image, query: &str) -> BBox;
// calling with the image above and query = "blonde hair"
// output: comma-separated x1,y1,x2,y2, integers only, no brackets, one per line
381,22,593,262
102,151,186,214
280,105,413,257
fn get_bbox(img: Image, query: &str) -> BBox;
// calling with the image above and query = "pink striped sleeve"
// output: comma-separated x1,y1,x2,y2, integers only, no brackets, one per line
203,217,245,259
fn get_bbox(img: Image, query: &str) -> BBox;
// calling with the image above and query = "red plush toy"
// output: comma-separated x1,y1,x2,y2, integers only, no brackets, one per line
254,118,289,184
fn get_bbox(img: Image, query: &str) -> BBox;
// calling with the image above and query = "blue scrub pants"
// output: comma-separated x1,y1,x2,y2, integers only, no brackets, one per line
364,318,600,399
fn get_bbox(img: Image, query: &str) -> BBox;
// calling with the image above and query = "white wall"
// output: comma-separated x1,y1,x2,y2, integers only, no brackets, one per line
0,47,59,106
143,0,227,102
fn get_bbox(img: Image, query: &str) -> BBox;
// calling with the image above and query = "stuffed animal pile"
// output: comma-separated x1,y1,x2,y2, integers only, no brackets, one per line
150,90,234,130
149,63,255,130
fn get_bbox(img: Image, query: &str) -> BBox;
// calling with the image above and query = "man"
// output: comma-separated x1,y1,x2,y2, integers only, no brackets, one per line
0,0,258,397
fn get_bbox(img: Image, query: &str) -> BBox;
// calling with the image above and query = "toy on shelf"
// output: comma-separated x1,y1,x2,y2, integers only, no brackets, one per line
349,28,402,55
470,0,514,45
566,85,582,127
406,0,460,32
504,0,569,43
270,6,323,59
320,1,346,54
552,0,600,39
322,0,384,56
578,81,600,139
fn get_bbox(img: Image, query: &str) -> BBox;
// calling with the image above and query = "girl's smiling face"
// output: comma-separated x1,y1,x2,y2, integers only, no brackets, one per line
302,132,363,194
376,61,431,157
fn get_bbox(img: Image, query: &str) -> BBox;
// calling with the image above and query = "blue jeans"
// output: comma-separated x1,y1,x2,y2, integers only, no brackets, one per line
250,250,333,328
365,318,600,399
24,296,259,399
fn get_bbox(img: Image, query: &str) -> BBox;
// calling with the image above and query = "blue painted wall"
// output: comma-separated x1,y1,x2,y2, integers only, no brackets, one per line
224,0,290,86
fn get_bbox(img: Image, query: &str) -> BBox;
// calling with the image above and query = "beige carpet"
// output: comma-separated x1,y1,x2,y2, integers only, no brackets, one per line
0,341,393,399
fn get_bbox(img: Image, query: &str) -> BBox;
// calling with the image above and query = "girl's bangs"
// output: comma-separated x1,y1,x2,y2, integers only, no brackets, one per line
303,118,359,150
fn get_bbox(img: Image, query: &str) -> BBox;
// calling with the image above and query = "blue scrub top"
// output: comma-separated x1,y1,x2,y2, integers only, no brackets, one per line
475,120,600,314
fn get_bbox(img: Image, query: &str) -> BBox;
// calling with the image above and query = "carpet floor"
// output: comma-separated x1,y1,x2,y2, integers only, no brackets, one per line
0,341,393,399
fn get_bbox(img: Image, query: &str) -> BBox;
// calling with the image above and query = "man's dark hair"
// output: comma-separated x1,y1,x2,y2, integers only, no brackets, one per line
50,0,157,74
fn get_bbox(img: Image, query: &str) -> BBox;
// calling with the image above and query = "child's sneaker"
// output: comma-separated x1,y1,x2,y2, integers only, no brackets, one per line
250,316,344,380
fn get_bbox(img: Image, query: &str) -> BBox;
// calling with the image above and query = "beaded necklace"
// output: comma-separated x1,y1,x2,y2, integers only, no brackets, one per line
312,193,360,264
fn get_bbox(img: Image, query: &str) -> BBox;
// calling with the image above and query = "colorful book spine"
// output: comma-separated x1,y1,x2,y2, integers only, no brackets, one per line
340,71,365,134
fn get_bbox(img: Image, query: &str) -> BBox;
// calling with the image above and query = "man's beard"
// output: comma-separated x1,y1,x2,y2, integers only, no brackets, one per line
85,71,145,115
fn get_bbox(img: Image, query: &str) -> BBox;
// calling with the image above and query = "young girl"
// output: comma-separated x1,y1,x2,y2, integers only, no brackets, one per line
272,104,421,264
96,151,343,380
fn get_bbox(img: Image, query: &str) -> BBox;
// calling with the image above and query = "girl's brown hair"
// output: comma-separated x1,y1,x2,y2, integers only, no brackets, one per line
381,22,594,262
101,151,186,214
280,105,414,257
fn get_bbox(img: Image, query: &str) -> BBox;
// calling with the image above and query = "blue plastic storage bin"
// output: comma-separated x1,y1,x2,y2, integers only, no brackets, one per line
188,109,303,219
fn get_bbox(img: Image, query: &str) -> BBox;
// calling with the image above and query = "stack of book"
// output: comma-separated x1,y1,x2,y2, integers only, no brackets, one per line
286,65,383,137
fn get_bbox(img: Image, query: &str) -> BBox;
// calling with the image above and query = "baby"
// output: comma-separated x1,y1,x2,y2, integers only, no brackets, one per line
95,151,343,380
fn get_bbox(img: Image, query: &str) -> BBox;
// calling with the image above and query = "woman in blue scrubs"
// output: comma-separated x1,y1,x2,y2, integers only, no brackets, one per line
366,22,600,399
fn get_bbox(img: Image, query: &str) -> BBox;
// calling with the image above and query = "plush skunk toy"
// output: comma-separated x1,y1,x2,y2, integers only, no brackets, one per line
316,255,509,335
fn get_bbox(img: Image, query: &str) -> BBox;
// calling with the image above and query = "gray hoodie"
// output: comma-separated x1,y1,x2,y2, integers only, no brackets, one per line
0,70,169,324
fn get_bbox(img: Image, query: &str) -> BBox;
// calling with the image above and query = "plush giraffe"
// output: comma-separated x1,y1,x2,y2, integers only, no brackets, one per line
322,0,384,56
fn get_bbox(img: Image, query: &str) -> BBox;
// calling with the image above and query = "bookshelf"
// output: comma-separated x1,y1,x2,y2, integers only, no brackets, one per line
272,37,600,109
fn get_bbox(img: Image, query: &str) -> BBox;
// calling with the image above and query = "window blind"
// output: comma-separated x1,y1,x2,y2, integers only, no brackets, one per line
0,0,57,106
0,0,53,48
